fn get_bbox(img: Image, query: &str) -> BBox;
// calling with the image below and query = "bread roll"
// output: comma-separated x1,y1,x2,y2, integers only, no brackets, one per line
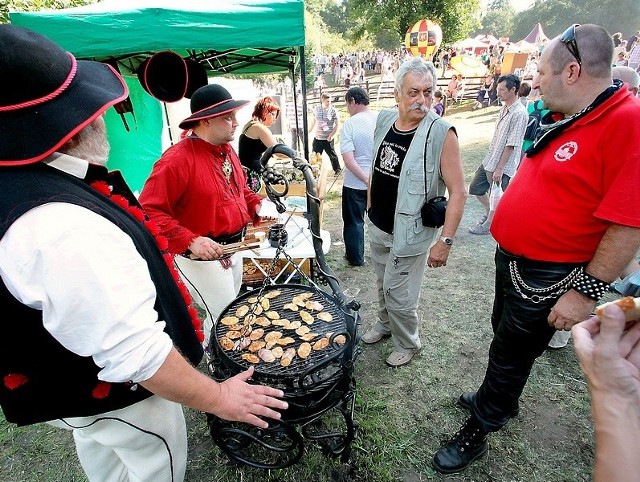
595,296,640,322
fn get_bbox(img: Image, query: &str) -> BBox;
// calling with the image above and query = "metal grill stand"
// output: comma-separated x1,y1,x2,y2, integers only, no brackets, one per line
206,145,361,469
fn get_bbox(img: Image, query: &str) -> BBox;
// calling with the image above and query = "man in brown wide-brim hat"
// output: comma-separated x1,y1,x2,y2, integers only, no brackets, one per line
0,24,286,481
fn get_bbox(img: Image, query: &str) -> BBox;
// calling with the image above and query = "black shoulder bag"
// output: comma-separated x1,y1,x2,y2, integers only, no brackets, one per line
420,118,448,228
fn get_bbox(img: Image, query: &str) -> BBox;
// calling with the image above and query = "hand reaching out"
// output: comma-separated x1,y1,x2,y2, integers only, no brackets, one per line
214,366,288,429
573,305,640,397
573,305,640,481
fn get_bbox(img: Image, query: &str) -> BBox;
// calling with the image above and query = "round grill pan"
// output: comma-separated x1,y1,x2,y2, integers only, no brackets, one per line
212,284,349,380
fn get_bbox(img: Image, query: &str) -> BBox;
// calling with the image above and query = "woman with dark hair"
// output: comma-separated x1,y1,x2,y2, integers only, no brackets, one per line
473,74,495,109
238,96,280,191
432,91,446,116
612,32,623,47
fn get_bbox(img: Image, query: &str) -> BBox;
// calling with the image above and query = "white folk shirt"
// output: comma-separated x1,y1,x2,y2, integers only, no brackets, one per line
0,154,173,383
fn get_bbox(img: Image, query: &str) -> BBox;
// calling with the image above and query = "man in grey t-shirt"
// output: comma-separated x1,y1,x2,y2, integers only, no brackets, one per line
309,93,342,174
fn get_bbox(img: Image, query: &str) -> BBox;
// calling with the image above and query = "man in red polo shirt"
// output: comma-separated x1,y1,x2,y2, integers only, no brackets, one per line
433,24,640,474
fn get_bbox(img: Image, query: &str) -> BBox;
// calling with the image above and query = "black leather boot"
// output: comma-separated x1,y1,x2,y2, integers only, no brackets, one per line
432,417,489,474
457,392,519,417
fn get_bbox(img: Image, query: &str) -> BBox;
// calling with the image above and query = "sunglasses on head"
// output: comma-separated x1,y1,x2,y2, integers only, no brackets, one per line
560,24,582,75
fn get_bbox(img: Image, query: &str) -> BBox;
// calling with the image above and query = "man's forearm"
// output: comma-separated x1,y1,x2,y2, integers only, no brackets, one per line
586,224,640,282
342,151,368,183
495,145,514,171
140,348,224,414
441,189,466,238
592,393,640,482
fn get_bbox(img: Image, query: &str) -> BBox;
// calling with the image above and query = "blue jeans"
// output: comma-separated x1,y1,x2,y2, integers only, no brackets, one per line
341,186,367,265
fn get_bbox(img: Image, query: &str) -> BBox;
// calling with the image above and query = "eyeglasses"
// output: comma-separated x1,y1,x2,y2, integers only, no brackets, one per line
560,24,582,74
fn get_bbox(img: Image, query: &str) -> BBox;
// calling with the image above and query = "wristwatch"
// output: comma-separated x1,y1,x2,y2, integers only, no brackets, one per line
440,236,453,246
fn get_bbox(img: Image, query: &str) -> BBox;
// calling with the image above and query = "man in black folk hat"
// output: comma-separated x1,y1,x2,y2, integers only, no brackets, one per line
0,25,286,481
139,84,277,348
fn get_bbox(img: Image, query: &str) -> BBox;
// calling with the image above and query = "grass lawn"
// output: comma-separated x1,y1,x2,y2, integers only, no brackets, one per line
0,105,606,482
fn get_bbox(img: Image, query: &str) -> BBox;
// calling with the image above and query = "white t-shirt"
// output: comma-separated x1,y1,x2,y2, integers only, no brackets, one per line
340,109,379,190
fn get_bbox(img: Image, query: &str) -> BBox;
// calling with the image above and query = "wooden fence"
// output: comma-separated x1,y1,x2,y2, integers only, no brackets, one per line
306,75,489,107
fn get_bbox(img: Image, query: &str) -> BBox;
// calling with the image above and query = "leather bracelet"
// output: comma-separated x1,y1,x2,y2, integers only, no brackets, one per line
571,272,610,301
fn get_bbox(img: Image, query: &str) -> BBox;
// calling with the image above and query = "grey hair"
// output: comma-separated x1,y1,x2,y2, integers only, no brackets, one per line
395,57,438,92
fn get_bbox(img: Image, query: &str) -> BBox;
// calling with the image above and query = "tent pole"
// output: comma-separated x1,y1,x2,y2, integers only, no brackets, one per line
289,64,300,153
163,102,175,146
299,45,310,162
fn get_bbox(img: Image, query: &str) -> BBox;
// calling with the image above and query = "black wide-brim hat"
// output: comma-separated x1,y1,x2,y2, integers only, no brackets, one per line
184,59,208,99
137,51,187,103
137,52,208,102
0,25,128,166
178,84,249,129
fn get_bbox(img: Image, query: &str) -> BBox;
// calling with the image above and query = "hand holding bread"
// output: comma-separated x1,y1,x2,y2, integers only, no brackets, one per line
596,296,640,323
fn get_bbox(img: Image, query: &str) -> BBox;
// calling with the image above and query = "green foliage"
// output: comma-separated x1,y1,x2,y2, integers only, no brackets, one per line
319,1,350,35
511,0,640,41
475,2,516,38
488,0,512,9
345,0,481,50
305,4,374,55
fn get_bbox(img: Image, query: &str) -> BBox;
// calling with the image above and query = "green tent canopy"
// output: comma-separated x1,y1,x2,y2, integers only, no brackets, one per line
9,0,305,75
10,0,307,192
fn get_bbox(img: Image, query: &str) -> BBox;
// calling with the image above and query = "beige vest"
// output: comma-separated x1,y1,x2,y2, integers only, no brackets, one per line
370,108,452,256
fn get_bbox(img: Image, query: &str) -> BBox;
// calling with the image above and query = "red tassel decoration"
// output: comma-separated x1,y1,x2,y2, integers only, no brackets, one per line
3,373,29,390
91,381,111,399
88,180,203,341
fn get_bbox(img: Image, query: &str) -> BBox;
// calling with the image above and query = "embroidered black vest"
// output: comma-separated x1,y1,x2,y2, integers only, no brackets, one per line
0,163,203,426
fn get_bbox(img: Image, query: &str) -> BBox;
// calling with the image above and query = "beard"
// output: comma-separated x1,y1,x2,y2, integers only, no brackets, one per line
61,120,110,165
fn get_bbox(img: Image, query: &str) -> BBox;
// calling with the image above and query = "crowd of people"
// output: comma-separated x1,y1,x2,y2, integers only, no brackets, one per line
312,39,546,116
1,21,639,482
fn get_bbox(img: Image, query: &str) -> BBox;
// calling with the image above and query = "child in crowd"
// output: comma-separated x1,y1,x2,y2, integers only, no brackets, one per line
432,91,446,116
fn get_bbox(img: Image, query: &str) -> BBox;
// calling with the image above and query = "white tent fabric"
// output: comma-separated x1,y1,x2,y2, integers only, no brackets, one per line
507,40,538,53
452,38,489,51
474,34,499,45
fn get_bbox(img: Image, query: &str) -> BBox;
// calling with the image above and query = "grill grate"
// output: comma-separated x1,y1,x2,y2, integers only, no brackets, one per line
212,284,349,379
